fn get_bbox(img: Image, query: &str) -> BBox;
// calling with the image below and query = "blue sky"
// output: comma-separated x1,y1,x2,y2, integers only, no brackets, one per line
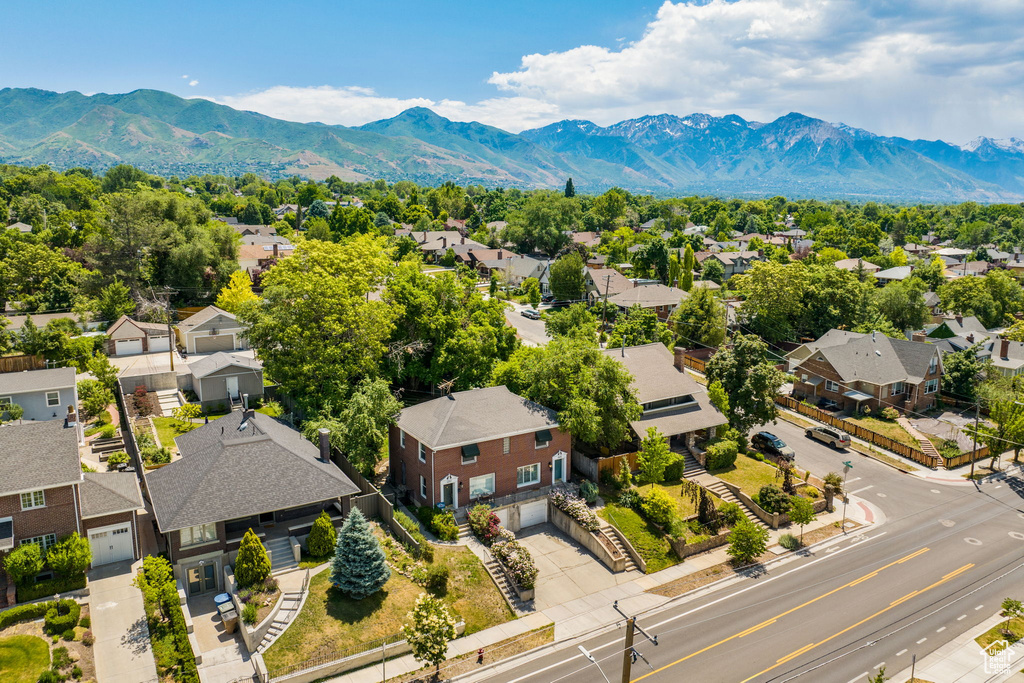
4,1,1024,142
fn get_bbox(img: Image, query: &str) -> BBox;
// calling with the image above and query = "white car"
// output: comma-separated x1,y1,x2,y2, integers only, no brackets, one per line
805,426,851,449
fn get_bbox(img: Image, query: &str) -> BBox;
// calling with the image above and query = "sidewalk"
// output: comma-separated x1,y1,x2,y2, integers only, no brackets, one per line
894,613,1024,682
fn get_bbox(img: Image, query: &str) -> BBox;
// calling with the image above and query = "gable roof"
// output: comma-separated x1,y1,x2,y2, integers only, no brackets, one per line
786,329,867,361
108,315,168,337
833,258,881,273
586,268,631,297
0,420,80,494
188,352,262,379
177,305,238,334
396,386,558,450
79,472,144,518
874,266,913,281
798,332,939,385
0,366,76,395
146,410,359,531
607,284,688,309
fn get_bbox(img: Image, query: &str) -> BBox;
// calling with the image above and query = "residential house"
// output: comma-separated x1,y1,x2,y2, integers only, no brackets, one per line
902,243,932,258
105,316,173,356
602,344,727,450
585,267,632,304
833,258,881,275
501,255,551,294
791,330,942,413
934,247,971,263
571,232,601,249
695,250,763,280
230,224,277,238
925,315,988,340
185,353,263,410
145,409,360,595
8,222,33,234
785,329,867,372
691,280,722,292
0,419,145,605
984,338,1024,377
873,266,914,284
238,242,294,273
0,367,81,440
393,231,484,262
923,291,943,319
607,284,688,321
176,305,249,355
389,386,569,512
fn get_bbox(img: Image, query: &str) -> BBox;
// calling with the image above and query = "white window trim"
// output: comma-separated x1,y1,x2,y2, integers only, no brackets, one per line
891,382,904,396
535,440,549,450
418,442,427,463
20,533,57,552
517,463,541,488
468,473,495,500
180,523,217,548
925,379,938,394
20,490,45,511
824,380,840,393
399,430,405,448
502,437,510,455
419,475,427,500
46,391,60,407
0,396,11,407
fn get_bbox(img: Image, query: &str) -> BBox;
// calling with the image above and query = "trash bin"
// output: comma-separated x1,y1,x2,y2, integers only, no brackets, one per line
213,593,232,607
220,608,238,634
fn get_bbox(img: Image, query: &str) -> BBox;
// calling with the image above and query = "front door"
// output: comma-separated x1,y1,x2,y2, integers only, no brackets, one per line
442,481,455,508
187,564,217,596
552,453,566,483
225,376,239,399
259,512,275,526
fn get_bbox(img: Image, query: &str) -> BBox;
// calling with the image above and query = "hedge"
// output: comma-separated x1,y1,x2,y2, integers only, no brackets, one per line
17,574,87,603
662,453,685,482
44,599,81,635
0,601,51,629
706,440,738,470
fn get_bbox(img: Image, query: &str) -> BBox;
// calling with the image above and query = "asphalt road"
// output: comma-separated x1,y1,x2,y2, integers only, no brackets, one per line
503,301,552,346
485,428,1024,683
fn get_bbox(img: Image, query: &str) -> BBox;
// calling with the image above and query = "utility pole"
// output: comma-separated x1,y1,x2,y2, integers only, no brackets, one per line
601,274,612,339
620,617,635,683
970,401,981,481
841,460,853,530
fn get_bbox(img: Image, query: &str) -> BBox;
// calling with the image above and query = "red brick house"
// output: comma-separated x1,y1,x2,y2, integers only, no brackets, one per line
791,330,943,413
389,386,570,510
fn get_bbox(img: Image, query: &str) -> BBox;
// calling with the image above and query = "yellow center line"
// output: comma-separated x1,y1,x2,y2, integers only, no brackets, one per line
630,547,930,682
738,563,975,683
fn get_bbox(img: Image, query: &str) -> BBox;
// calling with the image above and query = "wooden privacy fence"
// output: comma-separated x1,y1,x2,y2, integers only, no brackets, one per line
332,449,420,553
680,355,706,373
941,446,991,469
571,448,639,482
0,354,45,373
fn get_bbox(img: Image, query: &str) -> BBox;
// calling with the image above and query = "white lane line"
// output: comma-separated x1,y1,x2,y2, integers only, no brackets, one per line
896,649,907,656
957,615,967,621
846,477,862,484
937,626,947,633
976,605,984,610
917,637,927,644
849,675,869,683
874,662,885,669
850,485,874,495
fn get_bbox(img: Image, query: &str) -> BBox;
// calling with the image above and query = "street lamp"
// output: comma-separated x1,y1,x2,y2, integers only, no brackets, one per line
578,645,610,683
841,460,853,530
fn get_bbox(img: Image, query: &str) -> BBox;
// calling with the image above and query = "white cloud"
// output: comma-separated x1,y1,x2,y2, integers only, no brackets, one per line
209,1,1024,140
181,75,188,79
189,79,199,87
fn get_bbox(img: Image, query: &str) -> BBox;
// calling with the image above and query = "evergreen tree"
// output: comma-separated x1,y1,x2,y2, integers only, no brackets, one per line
307,511,337,557
681,244,695,291
564,178,576,198
331,508,391,599
235,529,271,588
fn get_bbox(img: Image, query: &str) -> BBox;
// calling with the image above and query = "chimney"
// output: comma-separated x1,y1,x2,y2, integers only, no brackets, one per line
242,408,255,422
1002,338,1010,360
967,333,974,343
497,249,503,260
757,249,764,257
441,237,447,248
273,243,279,258
65,405,77,427
912,332,926,343
318,428,331,462
673,347,687,372
955,314,963,325
242,393,249,410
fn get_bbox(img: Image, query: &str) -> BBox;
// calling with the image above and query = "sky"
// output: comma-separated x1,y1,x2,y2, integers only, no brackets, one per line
4,0,1024,143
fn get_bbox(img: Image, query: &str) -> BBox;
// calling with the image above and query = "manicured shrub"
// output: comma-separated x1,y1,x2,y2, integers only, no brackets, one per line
430,510,459,541
72,665,83,680
330,508,391,599
779,533,801,551
0,602,51,629
44,599,81,635
47,532,92,579
491,539,537,590
4,542,44,585
580,480,599,504
468,505,502,545
106,450,130,471
234,529,271,588
424,564,450,595
640,488,676,528
550,487,600,531
241,602,258,625
880,406,900,421
98,424,118,439
706,440,739,470
307,511,337,557
756,485,791,515
51,646,73,670
81,631,94,647
62,628,76,641
662,454,685,482
79,616,90,629
18,574,88,603
617,488,641,510
38,670,60,683
718,502,743,527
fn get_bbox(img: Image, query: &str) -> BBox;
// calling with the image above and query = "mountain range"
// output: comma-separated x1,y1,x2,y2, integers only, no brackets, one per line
1,87,1022,201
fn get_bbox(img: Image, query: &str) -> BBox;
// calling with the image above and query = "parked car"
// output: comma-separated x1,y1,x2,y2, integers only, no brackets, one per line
521,309,540,320
751,431,795,461
805,425,851,449
541,294,555,303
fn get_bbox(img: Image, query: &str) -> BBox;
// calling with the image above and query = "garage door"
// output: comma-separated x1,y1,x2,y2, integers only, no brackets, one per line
195,334,234,353
149,336,170,352
519,500,547,528
88,523,134,566
114,338,143,356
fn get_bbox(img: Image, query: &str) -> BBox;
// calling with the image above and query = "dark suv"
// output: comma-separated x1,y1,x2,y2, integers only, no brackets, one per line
751,431,795,462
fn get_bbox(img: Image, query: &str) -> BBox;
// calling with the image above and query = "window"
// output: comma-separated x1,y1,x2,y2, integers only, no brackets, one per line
469,474,495,499
929,356,938,374
891,381,904,396
824,380,840,393
502,437,510,455
517,463,541,487
179,523,217,548
418,442,427,463
20,490,45,510
925,379,938,394
46,391,60,407
419,475,427,500
535,430,552,450
399,430,405,448
461,443,479,464
20,533,56,552
0,396,10,407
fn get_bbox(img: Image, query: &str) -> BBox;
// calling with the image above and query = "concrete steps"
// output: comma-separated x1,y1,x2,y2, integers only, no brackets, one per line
604,527,639,572
256,591,303,653
155,389,182,415
457,523,473,542
483,557,529,614
681,451,705,480
702,479,770,530
265,537,298,573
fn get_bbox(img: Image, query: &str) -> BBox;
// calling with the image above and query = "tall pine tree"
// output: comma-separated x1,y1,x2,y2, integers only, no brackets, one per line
235,529,271,588
564,178,575,198
330,508,391,599
681,243,695,291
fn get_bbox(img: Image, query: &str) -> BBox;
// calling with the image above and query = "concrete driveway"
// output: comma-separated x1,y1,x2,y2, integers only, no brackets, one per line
516,524,639,611
89,559,158,683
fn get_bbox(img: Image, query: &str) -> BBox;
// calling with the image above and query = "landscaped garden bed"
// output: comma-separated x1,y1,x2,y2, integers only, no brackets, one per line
134,556,199,683
0,599,95,683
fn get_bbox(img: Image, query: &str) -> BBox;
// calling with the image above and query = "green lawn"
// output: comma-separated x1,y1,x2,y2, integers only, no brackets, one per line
262,543,511,673
150,417,198,450
0,635,51,683
598,503,679,573
711,454,781,498
650,481,721,520
844,416,918,448
976,616,1024,654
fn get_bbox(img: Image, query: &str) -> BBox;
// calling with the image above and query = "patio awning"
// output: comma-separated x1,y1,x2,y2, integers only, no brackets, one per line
843,390,874,402
803,376,824,387
535,429,552,444
461,443,480,458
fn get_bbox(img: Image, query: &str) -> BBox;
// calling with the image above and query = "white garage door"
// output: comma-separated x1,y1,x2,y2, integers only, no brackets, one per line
89,523,134,566
495,508,509,528
149,336,171,352
519,500,548,528
114,338,143,356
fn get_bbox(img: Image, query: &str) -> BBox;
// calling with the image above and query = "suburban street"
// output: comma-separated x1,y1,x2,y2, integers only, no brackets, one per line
503,300,553,346
486,430,1024,683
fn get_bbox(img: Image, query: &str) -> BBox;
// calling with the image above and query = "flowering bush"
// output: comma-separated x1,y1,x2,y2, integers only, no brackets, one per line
550,487,600,532
467,504,502,545
495,527,515,544
491,539,537,590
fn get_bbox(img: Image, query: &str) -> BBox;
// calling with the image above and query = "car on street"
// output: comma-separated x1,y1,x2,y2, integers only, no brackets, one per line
751,431,796,461
805,425,851,449
520,308,540,320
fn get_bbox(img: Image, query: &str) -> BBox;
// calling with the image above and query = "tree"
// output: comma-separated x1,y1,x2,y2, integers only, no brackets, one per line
637,427,671,488
706,333,788,434
337,378,402,476
701,258,725,285
331,508,391,599
102,164,150,193
914,255,946,290
590,188,627,230
489,271,498,298
78,379,114,421
0,242,86,312
564,178,575,198
523,278,541,308
4,542,44,584
544,303,597,339
215,271,257,314
670,286,726,349
234,529,271,588
788,496,817,542
6,403,23,424
307,511,337,558
402,593,458,675
237,237,395,413
92,278,136,323
492,335,641,450
607,305,672,349
942,344,988,402
501,191,577,255
87,354,119,391
307,199,330,220
171,403,203,429
727,518,769,565
873,277,929,332
1001,597,1023,631
549,252,585,302
46,533,92,579
987,400,1024,463
680,243,695,291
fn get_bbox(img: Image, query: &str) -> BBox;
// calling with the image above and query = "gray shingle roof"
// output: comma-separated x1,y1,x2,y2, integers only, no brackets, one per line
145,411,359,531
804,333,940,385
177,306,237,333
0,420,80,494
187,352,262,379
0,367,75,395
80,472,144,518
874,266,913,281
396,386,558,450
607,284,688,309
